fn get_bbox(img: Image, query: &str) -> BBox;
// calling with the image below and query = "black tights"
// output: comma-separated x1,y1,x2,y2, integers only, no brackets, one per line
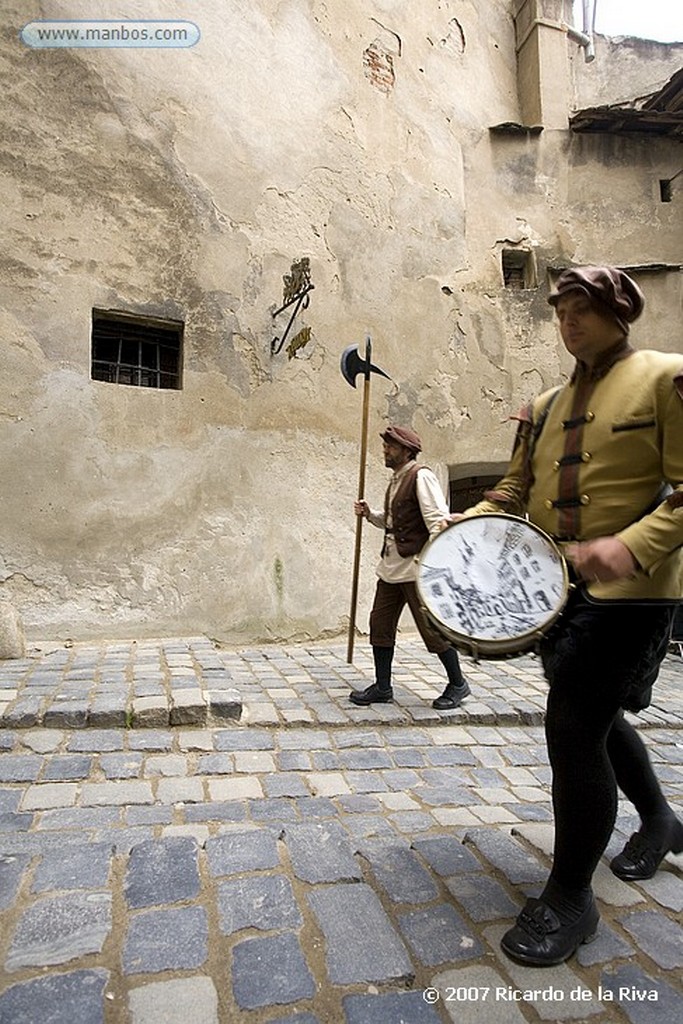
546,702,672,892
541,591,674,895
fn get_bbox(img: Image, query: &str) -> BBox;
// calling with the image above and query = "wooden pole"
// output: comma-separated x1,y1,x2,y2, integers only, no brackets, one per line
347,336,372,663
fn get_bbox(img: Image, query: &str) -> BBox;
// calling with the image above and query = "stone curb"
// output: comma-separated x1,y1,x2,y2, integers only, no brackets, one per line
0,637,681,731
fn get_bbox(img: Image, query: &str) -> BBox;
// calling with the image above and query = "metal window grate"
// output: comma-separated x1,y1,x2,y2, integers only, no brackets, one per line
91,311,183,390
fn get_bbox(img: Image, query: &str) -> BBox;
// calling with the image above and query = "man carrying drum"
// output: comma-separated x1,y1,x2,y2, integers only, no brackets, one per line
457,266,683,966
349,425,470,710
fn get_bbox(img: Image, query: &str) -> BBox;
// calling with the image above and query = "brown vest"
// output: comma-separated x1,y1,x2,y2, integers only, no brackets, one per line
384,463,430,557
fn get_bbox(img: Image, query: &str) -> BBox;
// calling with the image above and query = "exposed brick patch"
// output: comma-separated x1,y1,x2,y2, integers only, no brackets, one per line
363,43,395,93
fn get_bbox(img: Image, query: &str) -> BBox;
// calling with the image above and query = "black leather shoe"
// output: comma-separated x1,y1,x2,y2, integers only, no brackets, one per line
500,898,599,967
610,820,683,881
432,680,470,710
349,683,393,706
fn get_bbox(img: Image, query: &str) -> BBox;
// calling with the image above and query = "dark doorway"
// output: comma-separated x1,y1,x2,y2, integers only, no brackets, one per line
449,475,501,513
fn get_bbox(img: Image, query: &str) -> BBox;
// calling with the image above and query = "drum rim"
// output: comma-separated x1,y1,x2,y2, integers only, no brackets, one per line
416,512,569,652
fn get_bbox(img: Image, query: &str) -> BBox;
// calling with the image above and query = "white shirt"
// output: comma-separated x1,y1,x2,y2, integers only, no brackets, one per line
367,462,450,583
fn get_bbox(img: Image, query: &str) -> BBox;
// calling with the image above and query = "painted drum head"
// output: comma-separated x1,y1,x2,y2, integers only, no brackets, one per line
417,514,568,656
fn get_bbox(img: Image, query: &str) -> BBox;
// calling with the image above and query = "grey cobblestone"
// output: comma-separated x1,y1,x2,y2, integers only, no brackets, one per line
124,837,200,908
249,796,300,822
232,932,315,1010
128,977,219,1024
67,730,124,752
576,921,635,965
358,838,439,902
0,969,110,1024
640,871,683,911
284,822,361,883
412,834,484,876
214,728,274,750
122,905,209,974
37,806,120,831
462,827,549,885
445,873,521,922
618,909,683,969
184,800,247,823
126,805,173,826
0,811,32,833
298,795,336,818
600,963,683,1023
205,829,280,875
0,637,680,1022
5,891,112,970
217,873,302,934
308,883,413,984
126,730,173,750
344,991,443,1023
41,754,93,780
398,903,485,965
31,843,113,891
0,852,30,909
0,755,42,782
81,780,154,805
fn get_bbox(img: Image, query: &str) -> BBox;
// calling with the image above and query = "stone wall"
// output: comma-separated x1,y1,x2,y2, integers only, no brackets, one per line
1,0,681,642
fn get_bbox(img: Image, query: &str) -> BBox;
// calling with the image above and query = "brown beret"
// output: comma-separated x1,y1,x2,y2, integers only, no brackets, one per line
548,266,645,333
380,425,422,453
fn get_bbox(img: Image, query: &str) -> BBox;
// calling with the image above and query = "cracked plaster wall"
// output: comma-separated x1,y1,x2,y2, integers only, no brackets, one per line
1,0,681,642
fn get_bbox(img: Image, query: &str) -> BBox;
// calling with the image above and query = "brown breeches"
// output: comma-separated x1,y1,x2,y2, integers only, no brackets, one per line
369,578,451,653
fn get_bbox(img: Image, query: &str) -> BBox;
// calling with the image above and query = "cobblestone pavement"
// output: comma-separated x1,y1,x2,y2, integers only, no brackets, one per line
0,637,681,1024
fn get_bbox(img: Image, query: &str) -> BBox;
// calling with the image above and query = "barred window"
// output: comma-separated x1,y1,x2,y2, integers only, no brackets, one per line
91,310,183,390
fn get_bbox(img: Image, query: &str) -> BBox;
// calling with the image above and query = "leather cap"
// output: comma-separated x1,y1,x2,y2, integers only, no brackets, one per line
380,425,422,453
548,266,645,333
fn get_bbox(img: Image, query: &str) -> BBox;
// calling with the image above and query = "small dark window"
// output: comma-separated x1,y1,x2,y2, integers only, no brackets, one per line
502,249,536,289
449,476,500,512
659,179,673,203
91,310,183,389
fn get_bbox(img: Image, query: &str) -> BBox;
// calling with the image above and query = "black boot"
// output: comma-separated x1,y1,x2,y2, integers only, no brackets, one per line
433,680,470,710
349,646,394,705
501,880,599,966
610,816,683,881
349,683,394,706
501,896,599,966
433,648,470,709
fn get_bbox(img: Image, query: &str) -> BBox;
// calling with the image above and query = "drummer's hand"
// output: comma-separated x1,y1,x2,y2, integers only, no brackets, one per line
355,500,370,519
438,512,466,532
566,537,639,583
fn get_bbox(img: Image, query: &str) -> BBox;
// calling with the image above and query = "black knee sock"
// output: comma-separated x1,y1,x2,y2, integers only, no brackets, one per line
437,647,464,687
639,812,681,848
372,646,394,690
541,877,594,923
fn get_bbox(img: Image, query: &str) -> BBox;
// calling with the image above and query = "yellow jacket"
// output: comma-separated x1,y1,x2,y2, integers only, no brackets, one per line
468,350,683,602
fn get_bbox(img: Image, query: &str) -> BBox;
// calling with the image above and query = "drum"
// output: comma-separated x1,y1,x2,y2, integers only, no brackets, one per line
416,513,569,658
